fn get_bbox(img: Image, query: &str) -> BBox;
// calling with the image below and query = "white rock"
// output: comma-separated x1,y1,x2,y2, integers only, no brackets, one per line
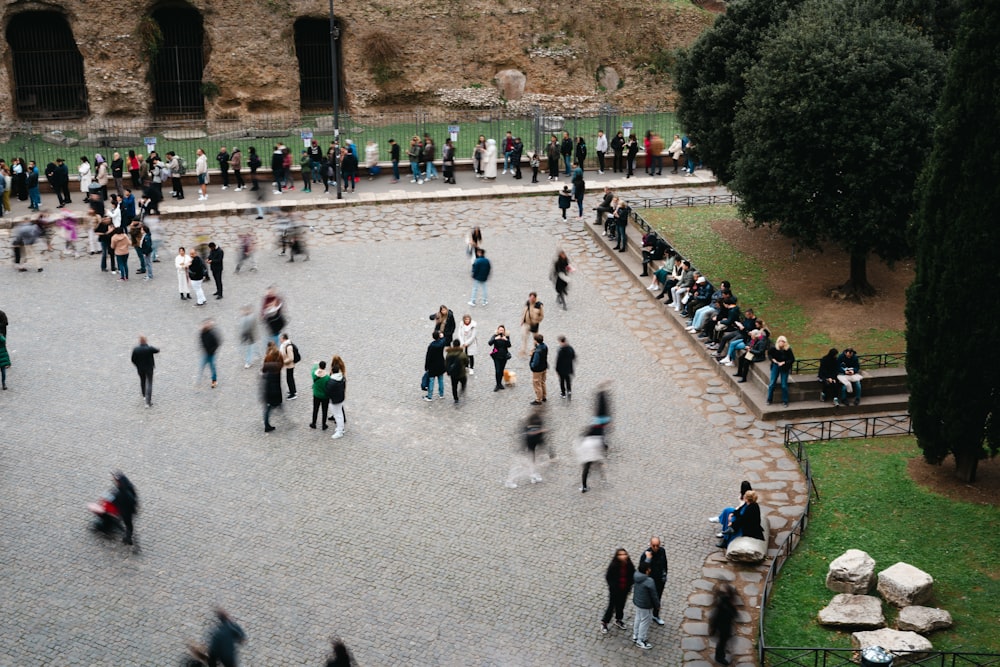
897,606,953,633
494,69,526,101
818,594,885,629
877,562,934,607
826,549,876,594
726,507,771,564
852,628,933,660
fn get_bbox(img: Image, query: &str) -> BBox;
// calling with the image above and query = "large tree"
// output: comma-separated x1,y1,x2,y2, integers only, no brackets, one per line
728,1,945,296
905,0,1000,483
674,0,805,185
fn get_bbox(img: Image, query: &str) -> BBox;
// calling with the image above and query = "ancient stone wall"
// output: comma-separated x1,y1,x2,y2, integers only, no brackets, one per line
0,0,716,121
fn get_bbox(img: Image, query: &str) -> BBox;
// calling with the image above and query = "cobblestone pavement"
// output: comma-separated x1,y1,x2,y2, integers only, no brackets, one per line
0,184,796,666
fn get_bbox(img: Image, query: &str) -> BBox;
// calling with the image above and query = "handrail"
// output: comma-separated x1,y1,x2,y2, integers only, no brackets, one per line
792,352,907,374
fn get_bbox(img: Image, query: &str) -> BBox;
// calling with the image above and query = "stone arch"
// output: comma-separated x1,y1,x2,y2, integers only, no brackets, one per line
293,16,345,110
5,10,88,119
149,3,206,116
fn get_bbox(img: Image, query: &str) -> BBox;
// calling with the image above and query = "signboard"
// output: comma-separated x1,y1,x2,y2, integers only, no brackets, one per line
622,121,633,138
143,136,156,152
448,125,460,142
301,130,313,148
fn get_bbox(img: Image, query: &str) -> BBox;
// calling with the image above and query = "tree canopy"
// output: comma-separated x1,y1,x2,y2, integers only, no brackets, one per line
675,0,805,185
727,0,944,295
905,0,1000,483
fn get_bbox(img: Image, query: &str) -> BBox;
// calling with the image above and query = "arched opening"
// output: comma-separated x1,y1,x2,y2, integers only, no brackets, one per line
294,17,345,110
151,5,205,116
6,12,88,119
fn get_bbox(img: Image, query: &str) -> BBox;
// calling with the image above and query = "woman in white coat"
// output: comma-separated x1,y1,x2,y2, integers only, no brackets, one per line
458,314,478,376
78,156,92,194
175,246,192,300
483,139,498,179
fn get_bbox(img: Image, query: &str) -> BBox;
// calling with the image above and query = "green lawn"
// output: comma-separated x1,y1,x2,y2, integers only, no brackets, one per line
642,206,906,358
763,436,1000,653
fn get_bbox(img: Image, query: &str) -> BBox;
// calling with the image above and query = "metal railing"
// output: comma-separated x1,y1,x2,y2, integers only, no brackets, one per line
762,648,1000,666
792,352,907,374
626,193,739,210
783,414,912,447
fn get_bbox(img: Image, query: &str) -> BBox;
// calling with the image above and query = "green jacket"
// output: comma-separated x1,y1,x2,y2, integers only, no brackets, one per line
300,155,312,174
311,364,328,398
0,334,9,368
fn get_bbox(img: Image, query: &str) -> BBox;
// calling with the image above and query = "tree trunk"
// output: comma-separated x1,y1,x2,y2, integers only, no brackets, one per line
954,452,979,483
837,251,876,299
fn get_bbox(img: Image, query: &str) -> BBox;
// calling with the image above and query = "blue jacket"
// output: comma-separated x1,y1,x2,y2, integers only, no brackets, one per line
471,256,491,282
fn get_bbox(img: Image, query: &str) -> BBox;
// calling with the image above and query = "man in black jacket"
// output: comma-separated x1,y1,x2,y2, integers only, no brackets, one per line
595,187,615,227
638,536,669,626
130,335,160,407
198,319,220,388
424,331,447,401
529,333,549,405
560,131,573,175
207,242,224,299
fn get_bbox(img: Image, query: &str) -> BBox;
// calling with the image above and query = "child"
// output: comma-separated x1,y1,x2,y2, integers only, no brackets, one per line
558,185,572,219
530,152,540,183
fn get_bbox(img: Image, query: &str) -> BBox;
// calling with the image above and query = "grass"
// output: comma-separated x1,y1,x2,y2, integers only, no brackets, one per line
763,436,1000,653
642,206,906,358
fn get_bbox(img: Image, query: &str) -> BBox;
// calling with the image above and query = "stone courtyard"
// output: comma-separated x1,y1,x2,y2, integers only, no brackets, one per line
0,187,805,665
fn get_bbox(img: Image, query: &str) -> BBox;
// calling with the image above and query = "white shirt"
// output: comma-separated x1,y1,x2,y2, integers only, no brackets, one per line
596,134,608,153
196,154,208,175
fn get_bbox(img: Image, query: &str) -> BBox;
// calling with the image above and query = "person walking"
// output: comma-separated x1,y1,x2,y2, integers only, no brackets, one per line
519,292,544,356
175,246,191,300
708,583,738,665
0,328,11,390
552,251,572,310
600,548,635,634
488,325,511,392
458,314,478,376
197,319,220,389
139,225,154,280
557,185,572,220
238,305,257,369
423,331,447,401
576,423,606,493
130,335,159,407
638,537,669,627
207,242,224,299
309,360,330,430
632,562,658,650
205,608,246,667
555,335,576,399
325,355,347,439
529,333,548,406
469,248,491,307
444,339,469,404
260,286,286,346
279,332,298,400
188,247,208,306
505,406,548,488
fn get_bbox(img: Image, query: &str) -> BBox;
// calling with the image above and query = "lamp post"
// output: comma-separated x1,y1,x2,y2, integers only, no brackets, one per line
328,0,342,200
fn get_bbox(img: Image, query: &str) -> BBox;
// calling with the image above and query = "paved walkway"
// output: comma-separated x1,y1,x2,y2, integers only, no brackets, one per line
0,178,806,665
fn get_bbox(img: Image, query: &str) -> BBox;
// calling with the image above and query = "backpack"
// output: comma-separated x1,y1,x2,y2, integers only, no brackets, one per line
248,153,262,170
291,343,301,363
324,376,345,403
446,354,462,377
176,156,187,175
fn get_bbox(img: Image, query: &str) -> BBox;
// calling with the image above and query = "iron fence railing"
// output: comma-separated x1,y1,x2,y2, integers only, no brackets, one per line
783,414,912,447
792,352,907,374
762,648,1000,667
0,107,682,176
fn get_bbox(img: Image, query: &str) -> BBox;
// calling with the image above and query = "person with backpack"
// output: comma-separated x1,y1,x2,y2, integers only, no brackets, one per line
325,355,347,439
444,338,469,404
279,332,299,400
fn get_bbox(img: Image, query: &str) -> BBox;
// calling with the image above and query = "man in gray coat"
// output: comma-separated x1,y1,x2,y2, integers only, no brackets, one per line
632,562,658,650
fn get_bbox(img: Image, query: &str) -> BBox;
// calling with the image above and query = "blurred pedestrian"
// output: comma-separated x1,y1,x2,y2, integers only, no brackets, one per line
325,638,354,667
708,583,738,665
0,328,10,390
206,608,246,667
519,292,544,356
261,286,286,345
469,249,490,307
130,335,159,407
552,251,571,310
575,424,606,493
600,548,635,634
238,306,257,369
261,342,283,433
505,406,547,488
234,230,257,273
197,319,220,389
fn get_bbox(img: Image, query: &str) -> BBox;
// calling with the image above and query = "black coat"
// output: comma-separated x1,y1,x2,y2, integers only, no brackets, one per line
425,338,447,376
605,557,636,594
112,474,138,521
200,327,220,356
638,545,668,584
208,247,224,273
261,361,283,406
555,345,576,375
730,502,764,540
131,343,159,373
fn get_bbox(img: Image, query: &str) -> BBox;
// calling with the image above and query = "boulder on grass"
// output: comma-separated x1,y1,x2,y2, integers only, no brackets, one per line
877,562,934,607
897,606,953,634
852,628,932,662
818,594,885,629
826,549,876,594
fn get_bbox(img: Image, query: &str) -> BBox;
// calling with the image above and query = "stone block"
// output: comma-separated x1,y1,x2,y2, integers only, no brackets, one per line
494,69,526,101
851,628,933,661
817,594,885,629
726,508,770,563
877,562,934,607
826,549,876,594
897,606,953,634
541,116,564,133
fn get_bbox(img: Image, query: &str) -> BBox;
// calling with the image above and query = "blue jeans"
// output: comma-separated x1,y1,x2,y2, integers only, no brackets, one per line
504,150,513,171
471,280,488,304
691,305,718,330
562,155,572,174
311,160,321,182
342,173,354,190
767,364,790,404
726,339,746,361
198,353,217,383
29,187,41,208
425,161,438,179
134,247,146,273
409,160,421,181
839,378,862,402
143,252,153,278
243,342,255,366
426,374,444,399
392,160,400,180
151,239,162,262
116,253,129,279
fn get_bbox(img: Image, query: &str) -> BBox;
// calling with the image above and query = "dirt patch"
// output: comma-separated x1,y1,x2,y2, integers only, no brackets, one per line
907,455,1000,506
709,217,912,347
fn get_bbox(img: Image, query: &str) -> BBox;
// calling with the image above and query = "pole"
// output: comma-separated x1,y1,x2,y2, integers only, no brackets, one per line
328,0,342,199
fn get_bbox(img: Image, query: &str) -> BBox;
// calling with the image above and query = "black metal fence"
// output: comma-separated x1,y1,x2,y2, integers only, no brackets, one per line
783,414,912,447
763,647,1000,666
792,352,907,374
